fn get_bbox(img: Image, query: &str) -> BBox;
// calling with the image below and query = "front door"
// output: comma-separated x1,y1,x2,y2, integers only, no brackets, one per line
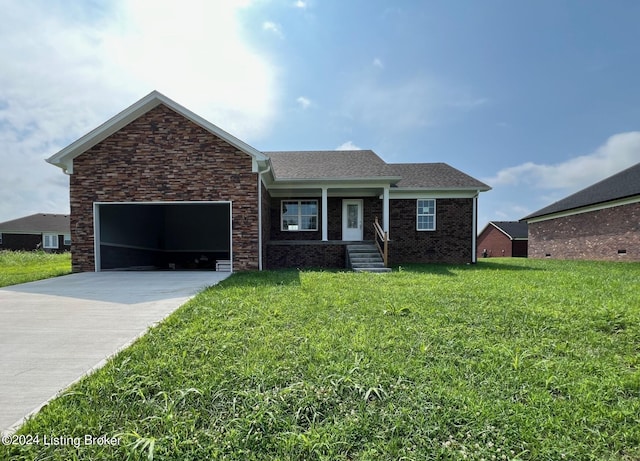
342,199,363,241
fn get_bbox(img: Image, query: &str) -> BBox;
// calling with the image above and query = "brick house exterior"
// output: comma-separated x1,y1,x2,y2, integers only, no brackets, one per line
476,221,528,258
0,213,70,253
47,91,490,272
522,162,640,261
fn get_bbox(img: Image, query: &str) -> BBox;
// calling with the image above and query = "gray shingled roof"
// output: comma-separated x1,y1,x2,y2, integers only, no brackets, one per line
0,213,70,233
387,163,490,189
265,150,392,180
491,221,528,239
265,150,490,190
523,162,640,220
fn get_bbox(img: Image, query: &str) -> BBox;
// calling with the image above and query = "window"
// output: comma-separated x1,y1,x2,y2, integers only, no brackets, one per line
281,200,318,231
417,199,436,231
43,234,59,249
0,233,2,244
63,234,71,246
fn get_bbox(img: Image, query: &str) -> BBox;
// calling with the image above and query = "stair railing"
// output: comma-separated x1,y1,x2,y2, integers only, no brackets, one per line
373,217,389,267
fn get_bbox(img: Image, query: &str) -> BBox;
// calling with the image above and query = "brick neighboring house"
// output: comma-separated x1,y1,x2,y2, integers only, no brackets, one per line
522,162,640,261
477,221,528,258
46,91,490,272
0,213,70,252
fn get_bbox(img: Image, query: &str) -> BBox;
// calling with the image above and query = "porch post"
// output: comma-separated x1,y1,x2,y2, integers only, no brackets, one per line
382,186,390,233
322,187,328,241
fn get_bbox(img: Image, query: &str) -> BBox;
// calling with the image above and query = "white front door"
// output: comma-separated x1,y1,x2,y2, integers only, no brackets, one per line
342,199,363,241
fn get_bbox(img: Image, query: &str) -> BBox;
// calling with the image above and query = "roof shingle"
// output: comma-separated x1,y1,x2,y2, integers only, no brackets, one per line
387,163,490,189
265,150,391,180
264,150,490,190
523,162,640,220
490,221,528,239
0,213,70,233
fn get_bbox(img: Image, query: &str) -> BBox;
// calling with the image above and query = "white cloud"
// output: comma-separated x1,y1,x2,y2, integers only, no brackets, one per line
296,96,311,109
0,0,279,221
373,58,384,69
293,0,307,8
336,141,362,150
486,131,640,191
262,21,284,38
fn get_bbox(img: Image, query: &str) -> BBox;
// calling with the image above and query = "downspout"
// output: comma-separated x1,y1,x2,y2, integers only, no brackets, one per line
257,163,271,271
472,191,478,264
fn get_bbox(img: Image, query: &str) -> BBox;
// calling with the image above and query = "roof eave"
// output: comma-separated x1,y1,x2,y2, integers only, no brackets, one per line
393,185,492,192
522,194,640,223
271,176,402,184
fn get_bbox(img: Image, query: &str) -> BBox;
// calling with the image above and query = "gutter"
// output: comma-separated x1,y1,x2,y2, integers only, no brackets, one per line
257,162,272,271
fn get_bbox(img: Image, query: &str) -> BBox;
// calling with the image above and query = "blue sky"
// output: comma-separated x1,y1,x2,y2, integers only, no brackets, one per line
1,0,639,228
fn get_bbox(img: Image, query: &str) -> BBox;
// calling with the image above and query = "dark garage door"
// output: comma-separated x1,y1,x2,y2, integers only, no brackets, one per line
96,202,231,271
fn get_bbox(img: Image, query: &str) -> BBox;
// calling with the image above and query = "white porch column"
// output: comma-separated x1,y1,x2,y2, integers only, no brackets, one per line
322,187,328,241
382,186,390,233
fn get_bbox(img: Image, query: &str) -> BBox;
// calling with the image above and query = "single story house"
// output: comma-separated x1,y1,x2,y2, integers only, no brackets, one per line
477,221,528,258
521,161,640,261
46,91,491,272
0,213,70,252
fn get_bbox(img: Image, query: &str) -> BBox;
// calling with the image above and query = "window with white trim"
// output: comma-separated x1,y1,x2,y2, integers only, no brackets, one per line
417,199,436,231
43,234,59,249
63,234,71,246
281,200,318,231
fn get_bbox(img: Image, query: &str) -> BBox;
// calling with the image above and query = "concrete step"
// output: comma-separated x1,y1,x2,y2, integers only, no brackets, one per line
348,248,379,254
347,243,390,273
350,255,383,262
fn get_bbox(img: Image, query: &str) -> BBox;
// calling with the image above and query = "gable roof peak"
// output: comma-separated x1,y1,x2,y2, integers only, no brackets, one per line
46,90,267,174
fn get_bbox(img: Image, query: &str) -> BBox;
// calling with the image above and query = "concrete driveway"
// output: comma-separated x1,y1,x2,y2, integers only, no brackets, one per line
0,271,230,435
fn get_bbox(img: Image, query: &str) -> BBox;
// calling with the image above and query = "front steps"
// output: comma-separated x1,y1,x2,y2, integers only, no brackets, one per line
347,243,391,273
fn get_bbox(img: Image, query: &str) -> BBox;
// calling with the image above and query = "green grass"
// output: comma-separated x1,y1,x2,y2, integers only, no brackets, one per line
0,250,71,287
3,259,640,460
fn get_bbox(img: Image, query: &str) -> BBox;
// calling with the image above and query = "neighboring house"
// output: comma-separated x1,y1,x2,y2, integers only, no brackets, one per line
0,213,70,252
477,221,528,258
46,91,490,272
521,162,640,261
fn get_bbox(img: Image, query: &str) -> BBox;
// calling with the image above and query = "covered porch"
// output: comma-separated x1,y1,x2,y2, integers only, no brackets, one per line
261,182,392,270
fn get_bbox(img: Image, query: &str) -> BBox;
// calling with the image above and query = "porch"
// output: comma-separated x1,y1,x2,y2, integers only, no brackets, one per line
264,237,389,271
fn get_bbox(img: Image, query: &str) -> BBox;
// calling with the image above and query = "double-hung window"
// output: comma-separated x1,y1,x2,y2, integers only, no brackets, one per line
281,200,318,231
43,233,59,249
417,199,436,231
63,234,71,246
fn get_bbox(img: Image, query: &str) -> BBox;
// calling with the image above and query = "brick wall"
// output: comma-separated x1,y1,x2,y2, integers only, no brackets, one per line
528,201,640,261
389,198,474,264
266,243,346,269
0,234,70,252
477,226,513,258
70,104,259,272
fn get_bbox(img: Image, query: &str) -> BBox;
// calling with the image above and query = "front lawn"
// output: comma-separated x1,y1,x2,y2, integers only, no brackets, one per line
0,250,71,287
3,259,640,460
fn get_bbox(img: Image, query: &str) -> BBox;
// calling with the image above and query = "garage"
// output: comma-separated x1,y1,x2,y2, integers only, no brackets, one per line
94,202,231,271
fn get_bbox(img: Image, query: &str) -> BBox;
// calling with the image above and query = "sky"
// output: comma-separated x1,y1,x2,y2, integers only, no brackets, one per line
1,0,640,229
